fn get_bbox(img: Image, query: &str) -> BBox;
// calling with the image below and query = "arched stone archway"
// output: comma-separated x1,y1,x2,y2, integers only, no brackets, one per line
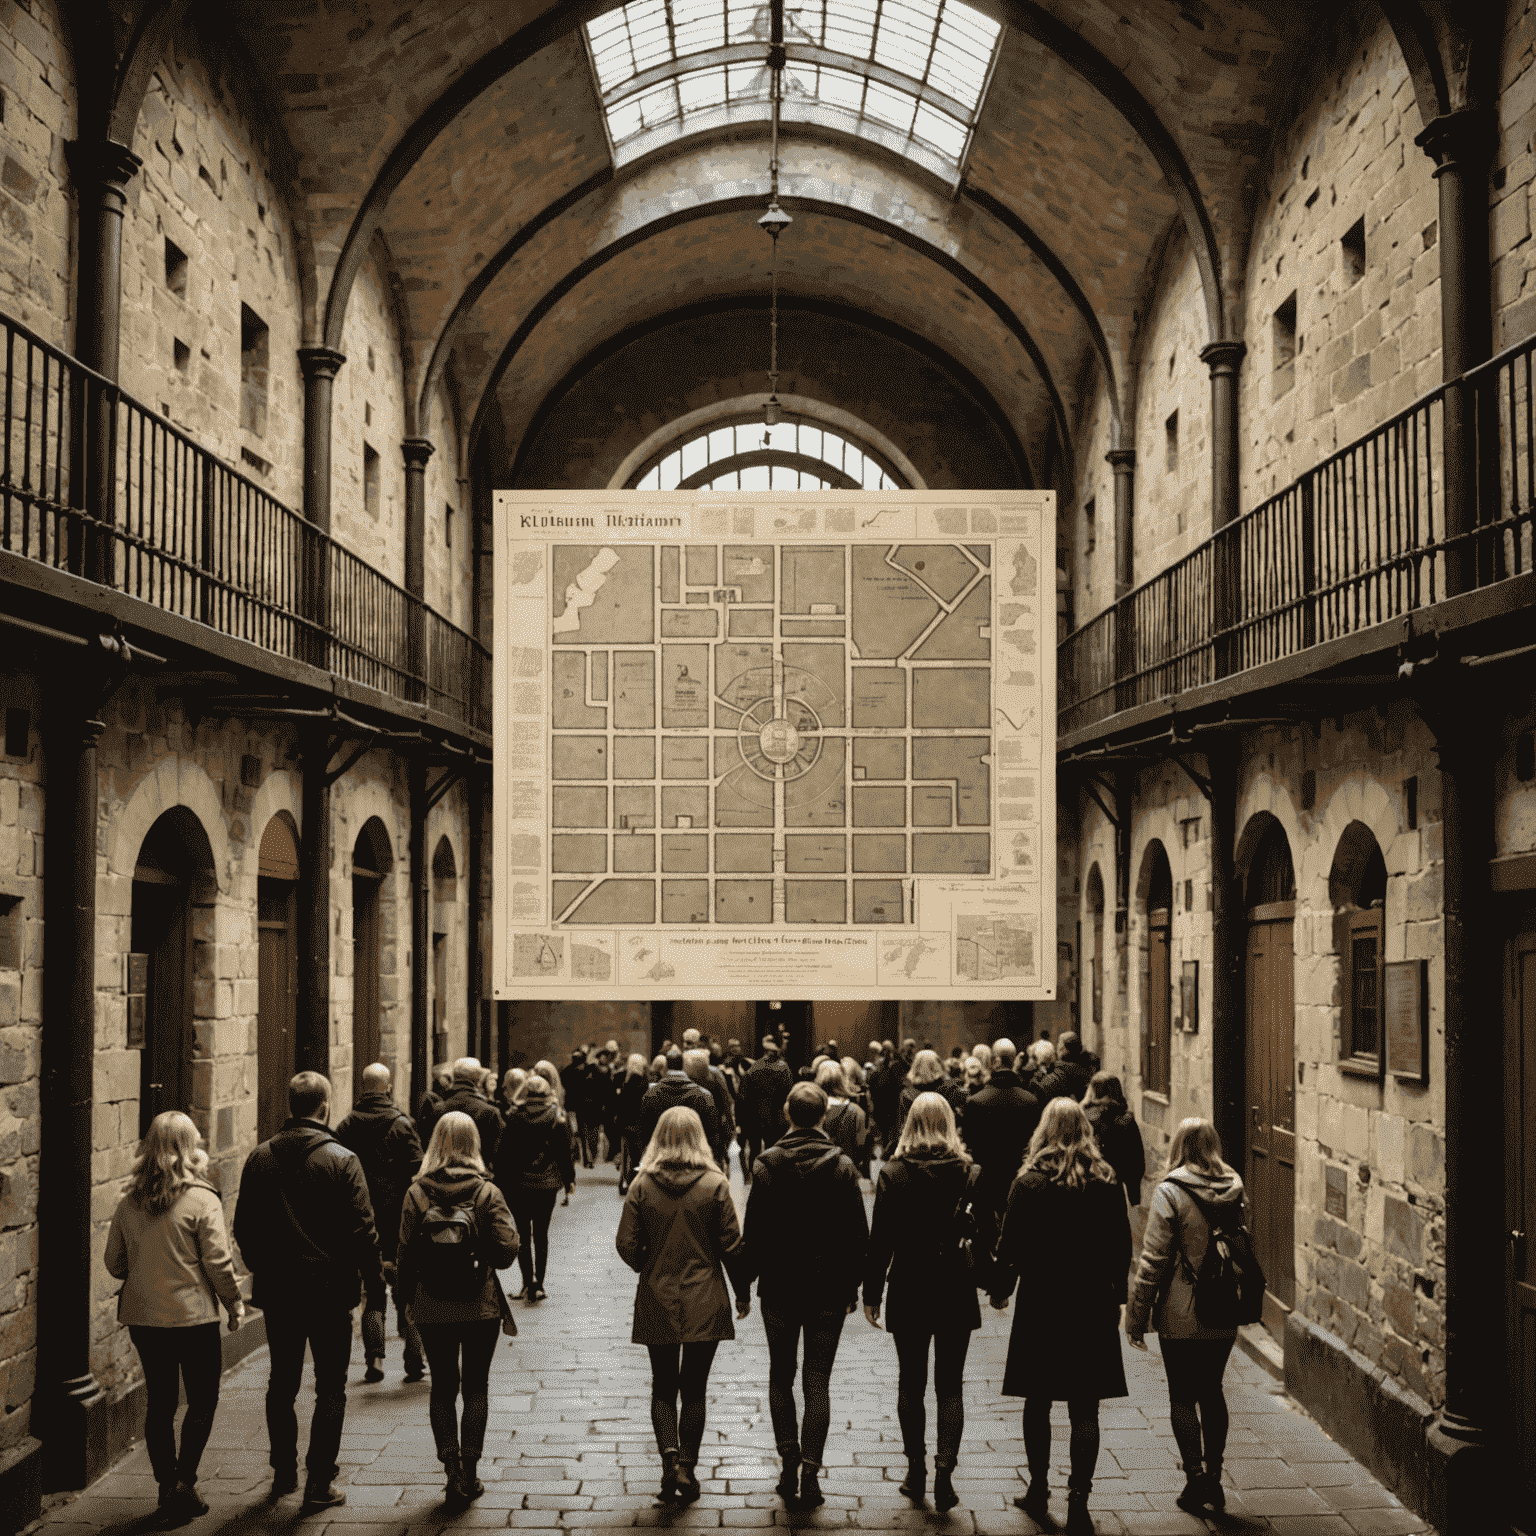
352,816,397,1098
256,811,301,1140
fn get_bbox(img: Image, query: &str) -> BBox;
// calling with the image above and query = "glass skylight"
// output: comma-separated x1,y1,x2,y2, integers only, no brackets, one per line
631,418,903,491
585,0,1002,180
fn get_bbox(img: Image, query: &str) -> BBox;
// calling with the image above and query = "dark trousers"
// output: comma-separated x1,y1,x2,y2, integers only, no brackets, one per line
762,1305,847,1465
1160,1336,1236,1475
893,1327,972,1470
1024,1397,1102,1494
262,1301,353,1486
647,1341,719,1462
129,1322,223,1488
740,1129,763,1180
508,1186,559,1289
362,1278,422,1371
417,1319,500,1461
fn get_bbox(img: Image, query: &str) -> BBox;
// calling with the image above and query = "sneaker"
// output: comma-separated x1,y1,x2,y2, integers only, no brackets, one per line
363,1362,385,1384
300,1484,347,1513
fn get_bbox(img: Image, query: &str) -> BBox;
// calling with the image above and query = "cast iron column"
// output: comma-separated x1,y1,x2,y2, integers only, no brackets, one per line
402,439,433,703
295,731,333,1076
1416,110,1494,595
298,348,345,669
1206,742,1243,1165
1202,340,1246,678
1423,675,1500,1532
409,756,429,1100
39,705,107,1488
1107,448,1136,600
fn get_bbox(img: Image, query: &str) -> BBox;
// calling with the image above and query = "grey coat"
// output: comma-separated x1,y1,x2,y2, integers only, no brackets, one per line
1125,1166,1246,1341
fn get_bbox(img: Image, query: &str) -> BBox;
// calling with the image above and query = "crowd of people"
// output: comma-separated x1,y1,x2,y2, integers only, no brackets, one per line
100,1026,1247,1536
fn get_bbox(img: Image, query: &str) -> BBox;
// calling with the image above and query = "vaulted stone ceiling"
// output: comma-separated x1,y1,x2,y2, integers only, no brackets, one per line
203,0,1325,487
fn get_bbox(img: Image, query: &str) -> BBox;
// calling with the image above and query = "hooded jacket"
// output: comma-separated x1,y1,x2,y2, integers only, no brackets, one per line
744,1127,868,1312
105,1177,244,1328
434,1083,505,1165
1125,1164,1247,1340
821,1097,871,1175
616,1163,748,1345
864,1147,985,1334
1032,1052,1094,1104
495,1098,576,1192
737,1054,794,1140
233,1119,383,1311
398,1164,519,1326
334,1092,423,1261
1084,1096,1146,1208
636,1072,718,1155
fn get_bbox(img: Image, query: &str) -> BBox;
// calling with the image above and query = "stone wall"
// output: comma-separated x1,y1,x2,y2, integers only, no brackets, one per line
0,0,74,345
1496,1,1536,348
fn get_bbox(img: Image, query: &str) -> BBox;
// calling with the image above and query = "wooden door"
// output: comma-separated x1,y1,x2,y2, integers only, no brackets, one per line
353,872,381,1089
257,876,296,1141
132,876,192,1137
1508,929,1536,1528
1143,908,1171,1094
432,931,448,1064
1247,910,1297,1333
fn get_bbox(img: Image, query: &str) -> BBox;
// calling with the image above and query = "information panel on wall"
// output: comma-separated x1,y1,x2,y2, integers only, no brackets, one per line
491,490,1055,1001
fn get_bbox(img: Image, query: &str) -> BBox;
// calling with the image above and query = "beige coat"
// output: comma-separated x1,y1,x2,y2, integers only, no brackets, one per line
104,1179,243,1328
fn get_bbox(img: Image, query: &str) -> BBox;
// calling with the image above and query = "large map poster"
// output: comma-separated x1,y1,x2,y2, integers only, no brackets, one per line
491,491,1054,1000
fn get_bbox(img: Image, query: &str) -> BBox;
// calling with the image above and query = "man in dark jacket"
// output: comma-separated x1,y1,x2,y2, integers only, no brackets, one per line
738,1036,795,1181
334,1062,425,1382
637,1049,719,1153
562,1047,596,1167
868,1039,910,1155
234,1072,383,1511
436,1056,505,1163
744,1082,868,1508
961,1038,1041,1223
1033,1031,1095,1103
415,1064,453,1144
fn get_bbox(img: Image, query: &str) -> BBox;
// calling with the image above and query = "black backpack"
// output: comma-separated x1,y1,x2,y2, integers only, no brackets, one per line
415,1188,485,1302
1176,1185,1266,1329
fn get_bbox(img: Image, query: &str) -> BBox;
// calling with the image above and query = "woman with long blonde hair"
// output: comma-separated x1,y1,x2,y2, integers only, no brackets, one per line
104,1112,245,1519
863,1093,986,1511
398,1112,519,1506
1124,1118,1245,1517
617,1107,750,1506
990,1097,1131,1534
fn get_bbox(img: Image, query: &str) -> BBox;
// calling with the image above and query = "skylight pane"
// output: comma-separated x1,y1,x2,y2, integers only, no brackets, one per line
799,425,823,461
677,67,728,115
709,426,734,460
671,0,726,53
785,1,825,47
636,79,682,131
680,435,709,477
823,0,877,59
660,450,683,490
863,78,917,133
727,0,763,44
606,97,644,141
816,65,865,110
913,102,968,159
740,463,772,491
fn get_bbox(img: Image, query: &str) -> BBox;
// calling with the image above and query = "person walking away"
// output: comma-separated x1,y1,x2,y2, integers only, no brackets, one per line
737,1036,795,1179
493,1075,574,1299
233,1072,383,1511
816,1059,871,1177
637,1048,719,1154
335,1062,426,1382
398,1111,519,1506
962,1038,1041,1225
416,1065,454,1144
1024,1039,1055,1094
617,1106,751,1505
745,1082,868,1509
615,1052,651,1193
896,1048,967,1135
104,1111,245,1521
1123,1117,1245,1517
1033,1031,1095,1103
684,1046,735,1166
436,1057,505,1165
864,1092,990,1512
562,1047,595,1167
497,1067,526,1115
1083,1072,1146,1209
990,1097,1132,1535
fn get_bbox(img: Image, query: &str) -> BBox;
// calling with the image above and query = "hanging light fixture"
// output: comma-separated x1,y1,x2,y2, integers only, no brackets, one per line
759,0,791,428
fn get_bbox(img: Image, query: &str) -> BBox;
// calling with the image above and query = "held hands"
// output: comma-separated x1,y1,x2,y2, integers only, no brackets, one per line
863,1303,882,1330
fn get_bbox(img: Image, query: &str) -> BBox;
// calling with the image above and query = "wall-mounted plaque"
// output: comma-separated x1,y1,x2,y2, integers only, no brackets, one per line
1180,959,1199,1033
1324,1163,1348,1220
1384,958,1428,1084
125,951,148,994
126,993,147,1050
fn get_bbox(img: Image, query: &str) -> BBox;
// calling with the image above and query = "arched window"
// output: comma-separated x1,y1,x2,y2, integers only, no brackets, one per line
630,413,906,491
1329,821,1388,1073
1246,821,1297,909
1085,862,1106,1030
431,836,458,1064
256,812,300,1141
1139,842,1173,1096
352,818,395,1095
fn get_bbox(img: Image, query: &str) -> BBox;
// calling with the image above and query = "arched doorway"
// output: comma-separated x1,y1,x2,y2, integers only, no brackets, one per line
1085,863,1106,1052
431,835,458,1064
256,812,300,1140
131,808,216,1137
352,818,394,1096
1244,816,1297,1337
1137,843,1173,1097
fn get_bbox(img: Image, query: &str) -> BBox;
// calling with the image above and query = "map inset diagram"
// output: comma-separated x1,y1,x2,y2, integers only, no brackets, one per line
548,543,993,926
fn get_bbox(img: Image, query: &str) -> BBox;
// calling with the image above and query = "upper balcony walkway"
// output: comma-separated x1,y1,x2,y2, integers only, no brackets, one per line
0,311,489,740
1059,335,1536,755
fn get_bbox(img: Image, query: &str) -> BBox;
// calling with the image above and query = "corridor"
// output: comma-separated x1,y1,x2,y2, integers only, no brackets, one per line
39,1159,1432,1536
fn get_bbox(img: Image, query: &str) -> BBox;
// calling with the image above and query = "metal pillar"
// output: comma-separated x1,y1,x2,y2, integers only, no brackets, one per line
295,733,332,1075
39,706,107,1489
1202,340,1246,678
1107,447,1136,600
1206,743,1243,1165
298,348,345,670
410,756,429,1099
403,439,433,703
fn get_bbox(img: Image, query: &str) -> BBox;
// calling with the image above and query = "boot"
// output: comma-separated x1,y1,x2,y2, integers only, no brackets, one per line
1014,1480,1053,1528
1175,1462,1206,1515
460,1455,484,1501
675,1457,701,1504
442,1451,465,1506
658,1448,680,1504
799,1460,824,1508
1064,1489,1094,1534
1202,1463,1226,1512
933,1462,958,1512
898,1456,926,1503
775,1455,800,1504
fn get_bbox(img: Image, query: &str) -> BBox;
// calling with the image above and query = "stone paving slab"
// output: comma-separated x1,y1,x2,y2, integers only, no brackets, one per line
30,1153,1434,1536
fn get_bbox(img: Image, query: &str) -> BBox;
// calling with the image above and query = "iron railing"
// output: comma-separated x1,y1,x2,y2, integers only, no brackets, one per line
1060,331,1536,737
0,312,489,733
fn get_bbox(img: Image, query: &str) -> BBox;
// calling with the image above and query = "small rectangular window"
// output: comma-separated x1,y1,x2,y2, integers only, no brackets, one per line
1083,496,1095,555
240,304,269,437
1143,907,1172,1095
445,503,455,552
1343,908,1384,1070
1343,217,1366,284
1273,291,1297,400
165,238,188,297
363,442,381,520
1165,411,1179,474
173,338,190,373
